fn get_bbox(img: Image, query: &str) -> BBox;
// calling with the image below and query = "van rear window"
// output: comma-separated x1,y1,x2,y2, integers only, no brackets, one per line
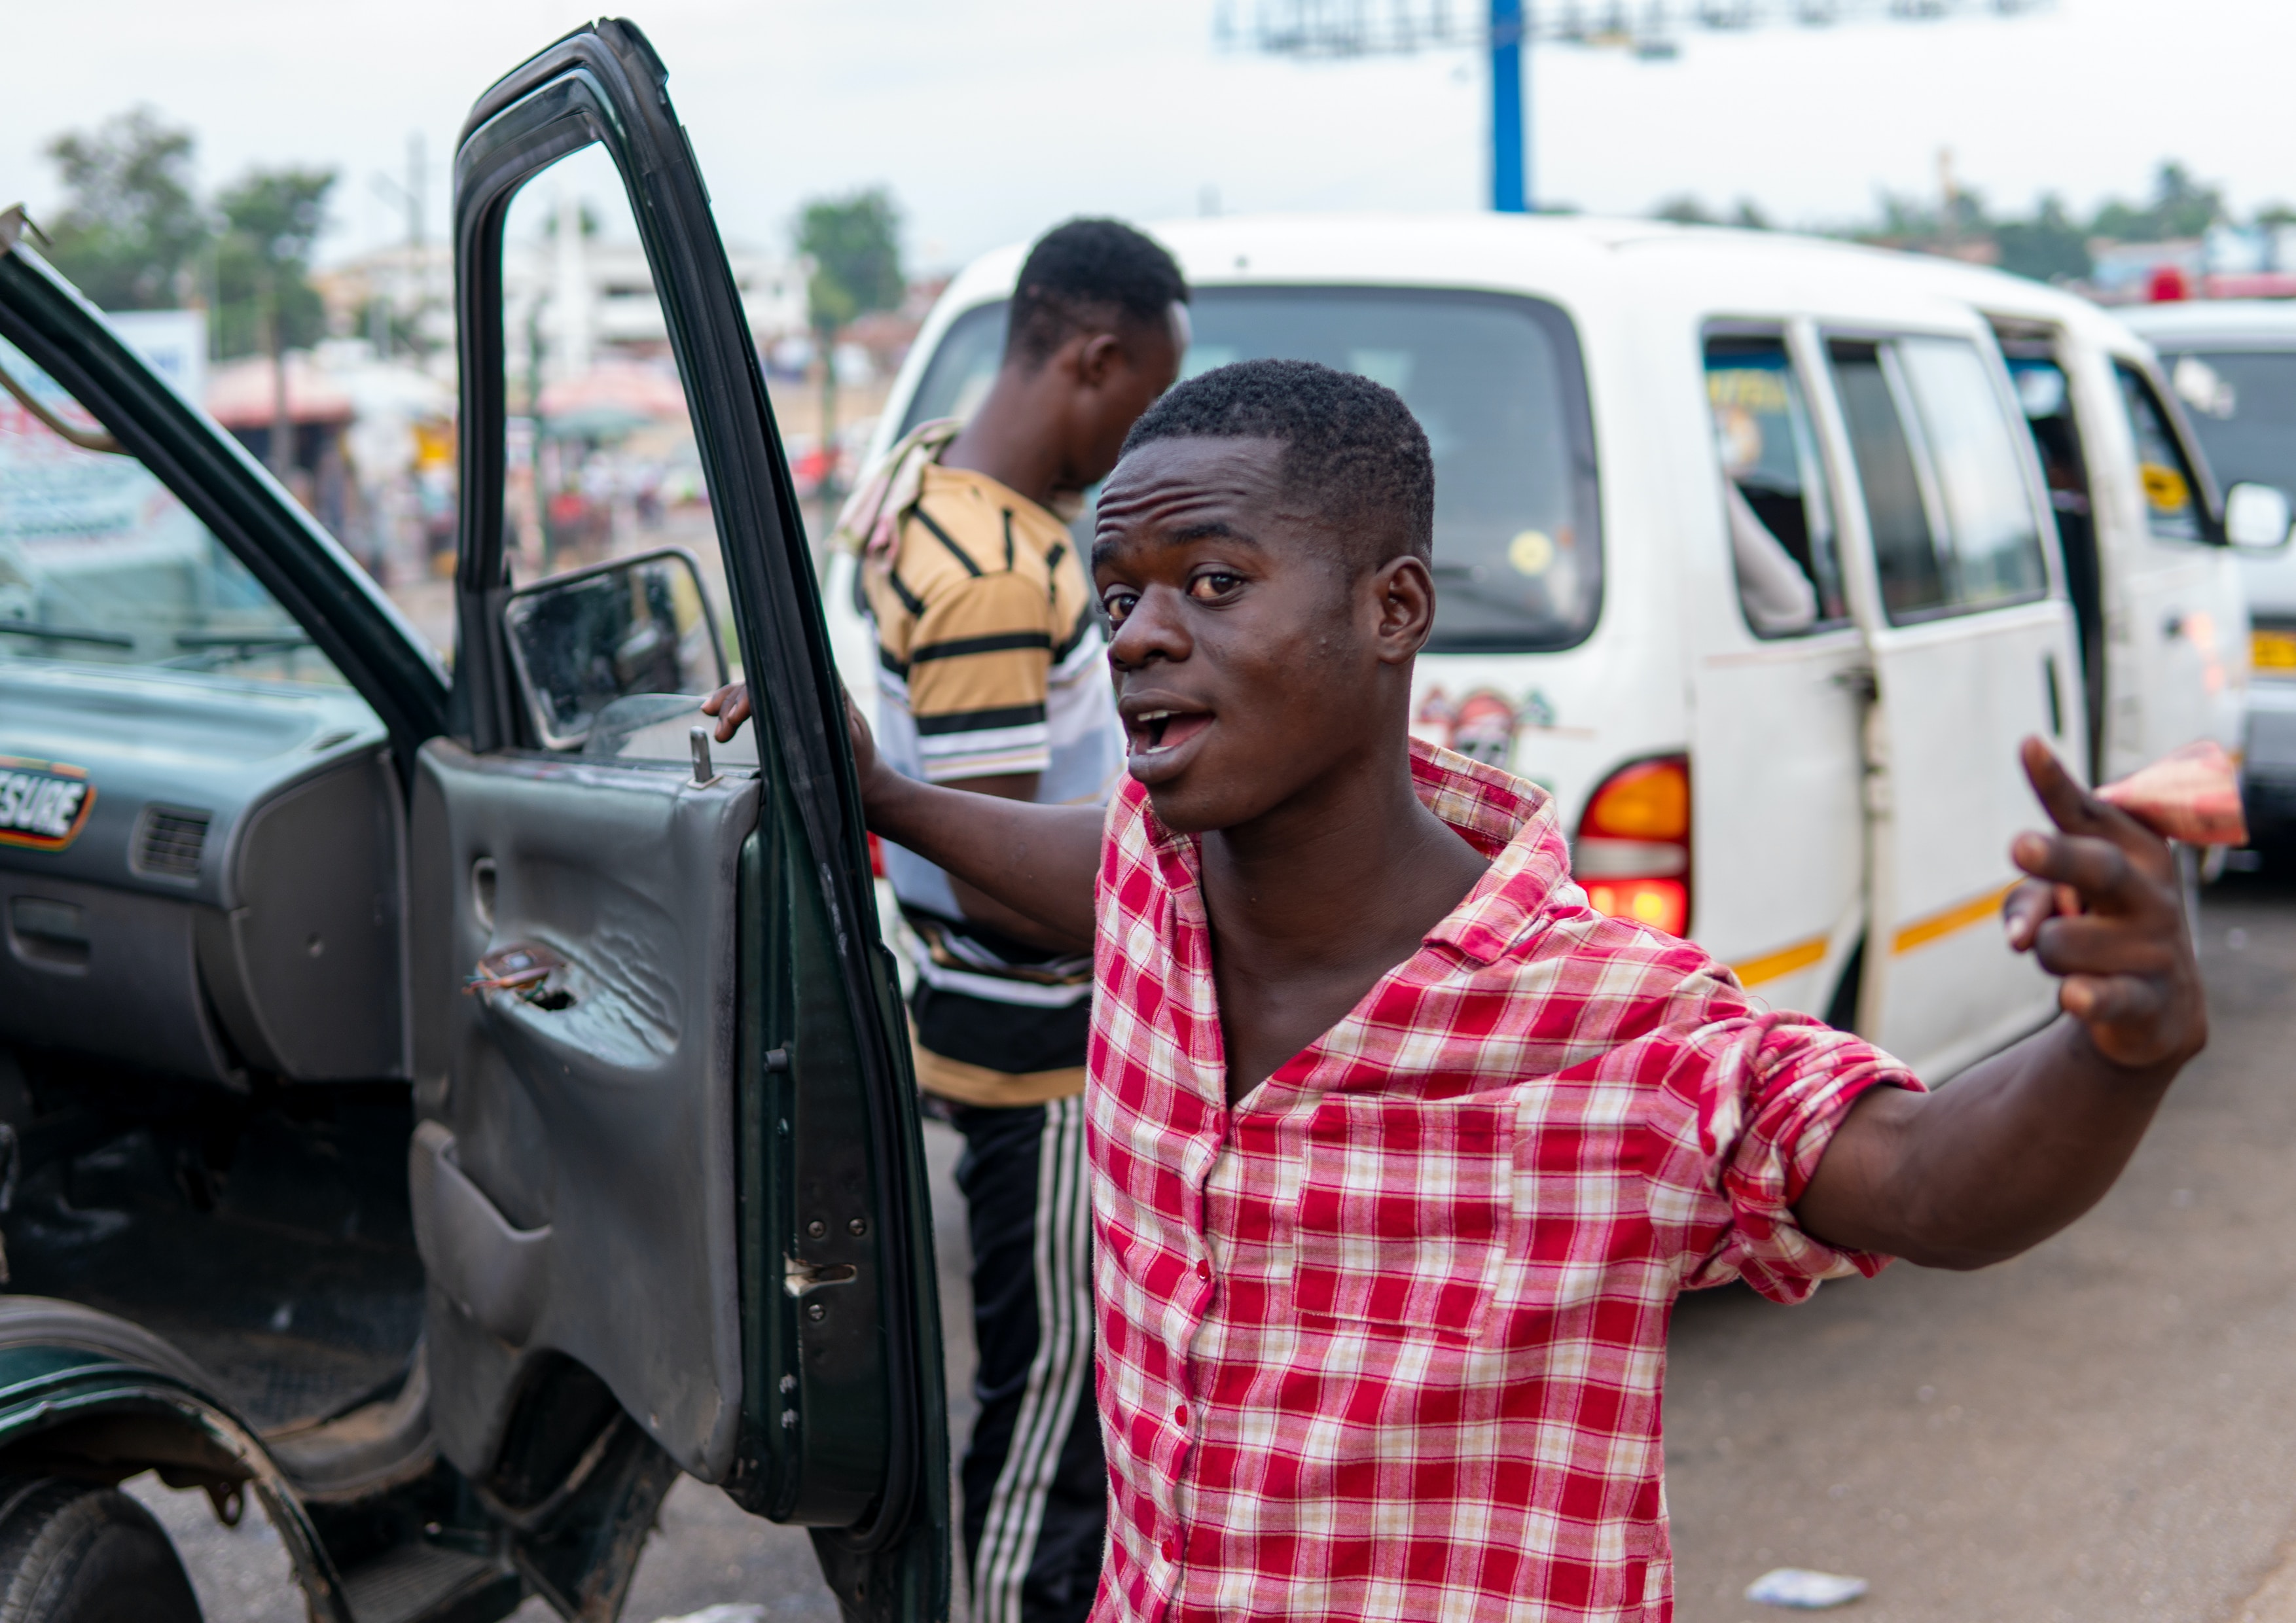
901,288,1602,652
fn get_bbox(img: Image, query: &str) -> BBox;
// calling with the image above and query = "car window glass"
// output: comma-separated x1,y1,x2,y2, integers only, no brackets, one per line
2113,362,2206,544
1894,337,2050,611
496,144,742,749
1704,334,1848,635
0,332,351,688
2005,356,2091,520
2161,349,2296,496
1830,342,1946,620
902,288,1602,653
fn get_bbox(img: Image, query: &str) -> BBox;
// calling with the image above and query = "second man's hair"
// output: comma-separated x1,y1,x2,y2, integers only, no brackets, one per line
1006,219,1189,368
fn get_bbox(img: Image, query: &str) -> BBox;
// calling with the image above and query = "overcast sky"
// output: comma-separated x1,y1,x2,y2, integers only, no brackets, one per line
5,0,2291,276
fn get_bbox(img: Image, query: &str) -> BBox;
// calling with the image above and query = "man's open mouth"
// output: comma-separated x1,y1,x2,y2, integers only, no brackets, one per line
1130,709,1213,756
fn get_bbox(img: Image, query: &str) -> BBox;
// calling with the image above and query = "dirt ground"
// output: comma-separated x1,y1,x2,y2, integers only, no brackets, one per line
136,874,2296,1621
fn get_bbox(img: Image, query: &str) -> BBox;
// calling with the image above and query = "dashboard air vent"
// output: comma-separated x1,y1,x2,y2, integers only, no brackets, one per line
135,807,211,880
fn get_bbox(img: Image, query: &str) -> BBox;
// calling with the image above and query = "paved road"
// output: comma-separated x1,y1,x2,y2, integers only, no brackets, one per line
1667,872,2296,1623
145,876,2296,1622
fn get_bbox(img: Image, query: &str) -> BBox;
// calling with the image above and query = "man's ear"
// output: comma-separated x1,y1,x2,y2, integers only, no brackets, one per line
1072,331,1125,389
1369,554,1437,664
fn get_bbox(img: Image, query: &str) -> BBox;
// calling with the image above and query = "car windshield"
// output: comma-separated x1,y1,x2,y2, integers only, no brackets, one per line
0,332,345,685
2158,347,2296,495
901,287,1602,652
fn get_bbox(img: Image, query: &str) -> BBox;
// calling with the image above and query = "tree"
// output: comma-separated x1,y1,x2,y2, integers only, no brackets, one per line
41,107,209,310
2092,161,2223,243
211,168,336,361
1994,193,2090,284
797,187,903,338
1651,194,1718,226
213,168,335,480
793,187,904,520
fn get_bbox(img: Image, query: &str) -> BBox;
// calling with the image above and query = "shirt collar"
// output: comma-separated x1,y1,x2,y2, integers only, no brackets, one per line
1407,738,1575,967
1136,738,1573,970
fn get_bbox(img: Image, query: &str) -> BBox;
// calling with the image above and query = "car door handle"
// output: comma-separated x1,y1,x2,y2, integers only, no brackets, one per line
1829,665,1878,701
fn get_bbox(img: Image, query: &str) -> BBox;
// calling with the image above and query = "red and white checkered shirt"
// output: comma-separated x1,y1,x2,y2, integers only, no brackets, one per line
1086,740,1919,1623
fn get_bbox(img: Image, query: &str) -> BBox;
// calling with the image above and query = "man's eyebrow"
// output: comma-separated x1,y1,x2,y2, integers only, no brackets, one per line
1092,518,1266,569
1170,520,1261,546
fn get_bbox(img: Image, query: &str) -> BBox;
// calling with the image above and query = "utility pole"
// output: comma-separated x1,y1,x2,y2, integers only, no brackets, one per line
1490,0,1527,213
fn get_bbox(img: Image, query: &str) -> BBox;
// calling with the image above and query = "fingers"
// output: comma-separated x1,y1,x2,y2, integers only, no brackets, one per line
2018,736,2172,874
700,682,751,743
2027,911,2181,980
2010,740,2204,1073
2000,877,2060,950
2011,826,2144,902
2058,971,2168,1044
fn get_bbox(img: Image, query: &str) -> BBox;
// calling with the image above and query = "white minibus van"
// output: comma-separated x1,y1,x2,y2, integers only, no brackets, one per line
831,217,2266,1082
2119,300,2296,834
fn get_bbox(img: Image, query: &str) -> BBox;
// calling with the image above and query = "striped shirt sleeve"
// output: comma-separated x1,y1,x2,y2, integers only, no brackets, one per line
904,569,1060,781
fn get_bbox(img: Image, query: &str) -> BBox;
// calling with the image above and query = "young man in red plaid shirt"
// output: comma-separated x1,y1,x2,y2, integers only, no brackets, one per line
842,359,2205,1622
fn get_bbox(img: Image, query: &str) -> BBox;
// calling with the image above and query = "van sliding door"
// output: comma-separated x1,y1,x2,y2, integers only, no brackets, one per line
1821,333,2079,1080
1689,325,1869,1021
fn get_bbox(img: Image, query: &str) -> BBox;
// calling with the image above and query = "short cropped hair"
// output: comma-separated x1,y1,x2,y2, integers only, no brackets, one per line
1120,359,1435,567
1006,219,1189,368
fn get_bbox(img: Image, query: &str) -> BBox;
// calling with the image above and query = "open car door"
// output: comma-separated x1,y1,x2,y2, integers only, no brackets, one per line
410,22,945,1620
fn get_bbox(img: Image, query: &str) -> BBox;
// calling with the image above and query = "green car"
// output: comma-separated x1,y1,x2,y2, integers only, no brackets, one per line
0,20,945,1623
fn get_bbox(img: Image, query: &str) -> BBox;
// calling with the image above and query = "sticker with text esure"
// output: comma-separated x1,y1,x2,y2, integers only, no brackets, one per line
0,757,96,852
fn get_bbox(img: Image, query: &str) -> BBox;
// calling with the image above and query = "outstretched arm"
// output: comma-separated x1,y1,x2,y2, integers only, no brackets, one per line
704,681,1102,950
1794,737,2206,1269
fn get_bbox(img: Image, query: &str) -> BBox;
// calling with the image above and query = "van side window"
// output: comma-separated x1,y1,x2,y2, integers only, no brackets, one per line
1831,337,2051,623
1704,334,1847,636
2113,363,2205,544
1830,342,1942,618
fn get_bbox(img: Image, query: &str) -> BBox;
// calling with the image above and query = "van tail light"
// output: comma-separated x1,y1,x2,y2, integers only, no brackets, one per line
1575,755,1691,937
868,831,886,879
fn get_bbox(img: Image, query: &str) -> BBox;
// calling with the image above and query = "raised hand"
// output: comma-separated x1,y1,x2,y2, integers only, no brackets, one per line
2001,736,2204,1074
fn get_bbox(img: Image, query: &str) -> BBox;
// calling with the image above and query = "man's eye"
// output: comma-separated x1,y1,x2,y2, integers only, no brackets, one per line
1187,572,1242,601
1103,592,1139,623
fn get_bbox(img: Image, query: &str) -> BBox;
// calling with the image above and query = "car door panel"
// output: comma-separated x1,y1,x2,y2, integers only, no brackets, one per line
432,22,946,1618
409,738,755,1480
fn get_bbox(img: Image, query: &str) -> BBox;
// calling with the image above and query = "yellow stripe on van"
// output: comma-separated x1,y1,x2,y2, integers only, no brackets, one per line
1729,935,1829,988
1891,882,2018,956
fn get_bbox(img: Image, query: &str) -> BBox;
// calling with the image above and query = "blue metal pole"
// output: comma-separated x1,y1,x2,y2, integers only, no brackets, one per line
1490,0,1528,212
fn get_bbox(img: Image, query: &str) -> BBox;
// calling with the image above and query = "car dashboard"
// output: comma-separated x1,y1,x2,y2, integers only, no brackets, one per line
0,660,406,1087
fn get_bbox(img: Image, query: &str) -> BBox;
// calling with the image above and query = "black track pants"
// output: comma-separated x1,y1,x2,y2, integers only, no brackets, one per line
946,1095,1107,1623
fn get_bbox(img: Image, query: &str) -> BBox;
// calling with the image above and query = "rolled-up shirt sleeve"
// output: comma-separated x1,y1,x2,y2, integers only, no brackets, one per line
1660,1007,1924,1302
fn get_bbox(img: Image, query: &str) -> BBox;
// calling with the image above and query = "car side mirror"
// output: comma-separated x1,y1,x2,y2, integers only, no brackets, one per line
2224,482,2293,551
502,547,728,749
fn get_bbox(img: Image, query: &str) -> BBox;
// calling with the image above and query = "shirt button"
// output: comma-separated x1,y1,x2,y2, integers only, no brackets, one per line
1194,1258,1211,1281
1173,1402,1189,1427
1162,1536,1179,1563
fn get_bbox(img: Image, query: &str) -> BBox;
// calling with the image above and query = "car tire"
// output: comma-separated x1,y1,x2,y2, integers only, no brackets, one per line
0,1479,201,1623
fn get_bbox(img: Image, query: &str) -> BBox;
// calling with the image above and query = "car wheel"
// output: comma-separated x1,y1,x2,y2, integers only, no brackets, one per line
0,1479,201,1623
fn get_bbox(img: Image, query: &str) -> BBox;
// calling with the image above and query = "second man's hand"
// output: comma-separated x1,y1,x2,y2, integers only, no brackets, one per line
704,680,1100,948
700,681,751,745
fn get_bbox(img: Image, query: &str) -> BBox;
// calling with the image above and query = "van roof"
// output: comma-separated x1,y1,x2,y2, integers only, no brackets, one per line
2117,298,2296,345
931,212,2140,351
